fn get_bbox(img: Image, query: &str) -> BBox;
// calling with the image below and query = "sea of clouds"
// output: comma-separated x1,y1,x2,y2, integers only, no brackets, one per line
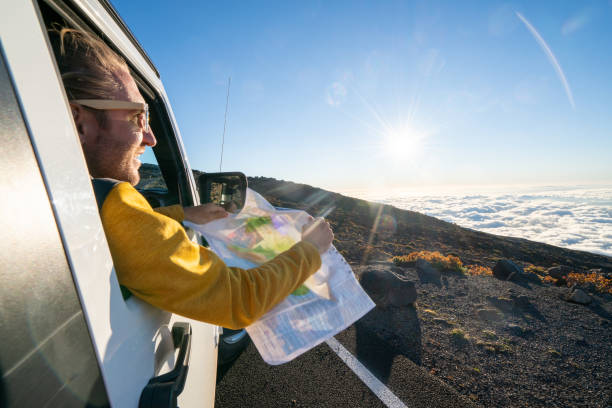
344,185,612,257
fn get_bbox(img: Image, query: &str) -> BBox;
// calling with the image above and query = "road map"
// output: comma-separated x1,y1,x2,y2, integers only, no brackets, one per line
187,188,374,364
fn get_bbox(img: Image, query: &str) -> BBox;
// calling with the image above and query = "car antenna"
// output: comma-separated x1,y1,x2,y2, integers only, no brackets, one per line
219,76,231,172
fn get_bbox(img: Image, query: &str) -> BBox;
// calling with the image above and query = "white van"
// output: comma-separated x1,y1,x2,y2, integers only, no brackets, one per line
0,0,243,406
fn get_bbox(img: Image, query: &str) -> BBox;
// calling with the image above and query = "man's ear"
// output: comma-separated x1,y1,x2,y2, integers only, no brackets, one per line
69,103,98,145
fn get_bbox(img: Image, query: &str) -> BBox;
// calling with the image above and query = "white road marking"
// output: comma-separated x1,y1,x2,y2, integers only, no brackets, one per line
326,337,409,408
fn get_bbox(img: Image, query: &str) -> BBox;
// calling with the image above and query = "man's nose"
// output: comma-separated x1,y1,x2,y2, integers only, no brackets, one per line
143,128,157,147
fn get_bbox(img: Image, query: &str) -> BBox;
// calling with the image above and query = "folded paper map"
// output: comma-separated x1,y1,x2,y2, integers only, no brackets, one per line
186,188,374,364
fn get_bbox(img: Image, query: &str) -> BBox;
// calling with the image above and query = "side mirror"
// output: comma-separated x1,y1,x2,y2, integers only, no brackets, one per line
197,172,247,213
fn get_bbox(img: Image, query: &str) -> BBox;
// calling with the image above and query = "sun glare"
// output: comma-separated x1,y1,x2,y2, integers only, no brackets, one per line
382,126,424,160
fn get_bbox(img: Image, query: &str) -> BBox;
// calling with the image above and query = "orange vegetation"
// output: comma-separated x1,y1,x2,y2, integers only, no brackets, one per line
566,272,612,295
392,251,464,273
465,265,494,276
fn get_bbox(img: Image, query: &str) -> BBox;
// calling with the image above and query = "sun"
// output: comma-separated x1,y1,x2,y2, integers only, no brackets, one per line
381,126,424,160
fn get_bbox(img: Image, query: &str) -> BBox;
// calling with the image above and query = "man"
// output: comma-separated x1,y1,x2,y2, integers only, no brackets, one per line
51,27,333,329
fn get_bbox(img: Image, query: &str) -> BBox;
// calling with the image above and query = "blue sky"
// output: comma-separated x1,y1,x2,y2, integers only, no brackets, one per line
114,0,612,192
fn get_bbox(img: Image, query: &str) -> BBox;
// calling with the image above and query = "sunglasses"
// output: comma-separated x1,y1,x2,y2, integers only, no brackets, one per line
71,99,150,132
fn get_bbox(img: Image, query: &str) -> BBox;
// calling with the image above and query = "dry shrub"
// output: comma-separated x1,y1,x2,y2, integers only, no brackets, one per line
450,328,468,339
466,265,493,276
525,264,546,275
392,251,464,273
566,272,612,295
542,276,557,285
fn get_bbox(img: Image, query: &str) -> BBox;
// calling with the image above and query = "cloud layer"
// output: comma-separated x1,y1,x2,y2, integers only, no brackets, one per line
348,186,612,257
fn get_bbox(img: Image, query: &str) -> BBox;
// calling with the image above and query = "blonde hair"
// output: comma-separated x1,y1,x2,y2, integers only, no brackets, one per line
50,27,130,125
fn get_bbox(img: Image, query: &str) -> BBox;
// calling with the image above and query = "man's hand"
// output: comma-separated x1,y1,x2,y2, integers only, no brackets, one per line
183,203,228,225
301,217,334,254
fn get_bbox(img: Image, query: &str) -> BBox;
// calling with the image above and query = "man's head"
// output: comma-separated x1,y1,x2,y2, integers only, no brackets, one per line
51,27,156,185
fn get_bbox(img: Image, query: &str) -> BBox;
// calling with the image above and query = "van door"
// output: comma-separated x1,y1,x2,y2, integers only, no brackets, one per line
0,41,110,408
1,1,218,406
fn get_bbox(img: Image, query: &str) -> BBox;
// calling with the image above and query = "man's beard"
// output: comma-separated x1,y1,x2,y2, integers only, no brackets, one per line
85,143,140,185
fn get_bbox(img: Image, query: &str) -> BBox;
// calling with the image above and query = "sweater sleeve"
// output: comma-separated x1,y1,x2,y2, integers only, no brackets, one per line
100,182,321,329
153,204,184,222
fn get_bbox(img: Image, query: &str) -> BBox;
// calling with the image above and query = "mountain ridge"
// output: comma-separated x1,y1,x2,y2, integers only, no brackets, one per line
246,175,612,272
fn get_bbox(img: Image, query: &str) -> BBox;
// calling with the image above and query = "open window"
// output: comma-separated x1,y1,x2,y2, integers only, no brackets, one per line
38,0,195,209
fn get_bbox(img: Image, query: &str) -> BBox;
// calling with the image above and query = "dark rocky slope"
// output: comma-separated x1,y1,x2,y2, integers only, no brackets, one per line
246,176,611,408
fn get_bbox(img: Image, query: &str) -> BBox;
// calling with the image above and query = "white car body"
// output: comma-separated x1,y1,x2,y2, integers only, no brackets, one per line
0,0,218,406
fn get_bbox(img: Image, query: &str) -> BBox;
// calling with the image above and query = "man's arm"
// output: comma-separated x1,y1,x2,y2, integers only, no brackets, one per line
101,182,322,329
153,204,184,222
153,202,228,224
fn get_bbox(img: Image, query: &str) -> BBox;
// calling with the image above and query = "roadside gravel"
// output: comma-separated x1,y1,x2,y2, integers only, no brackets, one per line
353,262,612,408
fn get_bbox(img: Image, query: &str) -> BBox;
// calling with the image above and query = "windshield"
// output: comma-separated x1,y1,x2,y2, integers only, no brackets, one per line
115,2,611,407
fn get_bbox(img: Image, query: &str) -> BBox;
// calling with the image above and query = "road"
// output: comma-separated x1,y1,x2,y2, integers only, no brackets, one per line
215,324,480,407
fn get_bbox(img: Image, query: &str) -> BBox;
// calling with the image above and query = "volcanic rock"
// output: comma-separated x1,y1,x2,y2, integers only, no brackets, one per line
574,282,597,293
566,289,592,305
416,259,441,281
493,259,524,281
359,269,417,307
547,265,573,279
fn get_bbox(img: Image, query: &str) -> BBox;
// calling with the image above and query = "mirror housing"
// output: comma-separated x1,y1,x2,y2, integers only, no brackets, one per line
197,172,247,213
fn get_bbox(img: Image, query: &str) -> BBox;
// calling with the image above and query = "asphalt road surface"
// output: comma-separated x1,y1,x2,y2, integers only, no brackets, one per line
215,324,480,407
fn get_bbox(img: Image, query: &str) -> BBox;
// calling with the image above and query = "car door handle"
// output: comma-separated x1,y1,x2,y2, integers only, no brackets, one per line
139,322,192,408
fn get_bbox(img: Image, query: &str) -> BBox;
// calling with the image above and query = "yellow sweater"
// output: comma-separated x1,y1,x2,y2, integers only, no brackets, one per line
100,182,321,329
